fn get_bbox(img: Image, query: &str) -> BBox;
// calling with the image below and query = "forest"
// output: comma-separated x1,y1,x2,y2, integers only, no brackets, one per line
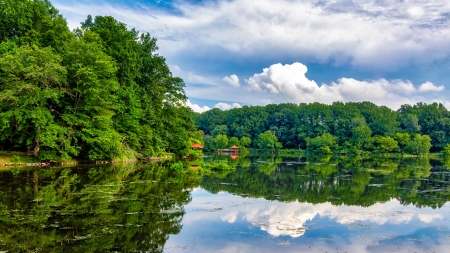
195,102,450,155
2,0,450,162
0,0,200,161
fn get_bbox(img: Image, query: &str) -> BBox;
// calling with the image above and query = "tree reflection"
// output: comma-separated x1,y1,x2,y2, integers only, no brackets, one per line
0,161,201,252
201,155,450,208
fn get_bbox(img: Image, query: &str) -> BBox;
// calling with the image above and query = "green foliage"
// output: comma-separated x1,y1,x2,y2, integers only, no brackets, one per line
443,144,450,157
306,133,338,154
196,101,450,154
202,161,234,170
215,134,229,149
204,136,216,152
405,134,432,155
170,161,184,172
372,136,399,153
229,136,240,147
240,136,252,148
257,130,281,152
0,1,197,160
211,125,228,137
9,155,20,163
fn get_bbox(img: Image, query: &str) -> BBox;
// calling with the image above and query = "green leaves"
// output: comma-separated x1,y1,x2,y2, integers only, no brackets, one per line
0,2,197,160
0,45,66,153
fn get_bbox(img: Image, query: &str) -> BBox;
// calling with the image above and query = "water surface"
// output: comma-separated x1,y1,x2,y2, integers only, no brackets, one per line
0,156,449,252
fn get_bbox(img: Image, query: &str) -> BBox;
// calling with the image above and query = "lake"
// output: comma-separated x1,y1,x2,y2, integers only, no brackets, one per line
1,155,449,252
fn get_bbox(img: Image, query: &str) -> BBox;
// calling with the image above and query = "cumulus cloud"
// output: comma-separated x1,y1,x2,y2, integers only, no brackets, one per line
223,74,240,87
246,62,448,109
214,102,242,110
418,81,445,92
54,0,450,70
185,100,211,113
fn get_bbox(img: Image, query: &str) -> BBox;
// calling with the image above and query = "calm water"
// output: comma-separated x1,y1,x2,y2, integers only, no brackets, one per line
1,156,449,252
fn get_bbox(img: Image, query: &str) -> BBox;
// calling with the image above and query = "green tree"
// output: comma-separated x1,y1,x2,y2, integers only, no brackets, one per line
406,134,432,155
350,117,372,149
61,31,122,160
211,125,229,137
372,136,398,153
229,136,240,147
240,136,252,148
0,45,66,156
215,134,229,149
257,130,282,152
306,133,338,154
0,0,73,49
204,136,216,152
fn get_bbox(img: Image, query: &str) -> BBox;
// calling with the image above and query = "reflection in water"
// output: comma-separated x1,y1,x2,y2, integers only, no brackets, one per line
202,155,450,208
1,155,450,252
0,161,201,252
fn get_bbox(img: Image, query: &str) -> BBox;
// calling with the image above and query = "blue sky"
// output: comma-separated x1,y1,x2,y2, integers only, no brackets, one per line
52,0,450,112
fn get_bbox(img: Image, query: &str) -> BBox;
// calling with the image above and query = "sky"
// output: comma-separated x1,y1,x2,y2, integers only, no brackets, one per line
52,0,450,112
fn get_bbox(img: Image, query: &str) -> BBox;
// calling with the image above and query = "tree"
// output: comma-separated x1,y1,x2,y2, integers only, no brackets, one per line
204,136,216,152
240,136,252,148
399,113,421,133
306,133,338,154
257,130,282,152
215,134,228,149
350,117,372,149
229,137,240,147
0,45,67,156
0,0,73,49
372,136,398,153
211,125,228,137
60,31,123,160
406,134,432,155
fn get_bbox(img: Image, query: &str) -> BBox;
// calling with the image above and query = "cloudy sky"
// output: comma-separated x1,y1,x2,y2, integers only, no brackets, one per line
52,0,450,112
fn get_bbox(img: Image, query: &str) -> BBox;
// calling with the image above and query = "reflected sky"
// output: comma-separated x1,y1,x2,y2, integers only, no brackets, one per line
165,188,450,252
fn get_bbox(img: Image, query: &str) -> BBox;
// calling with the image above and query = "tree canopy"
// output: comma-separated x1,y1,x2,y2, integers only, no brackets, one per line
0,0,197,160
195,102,445,154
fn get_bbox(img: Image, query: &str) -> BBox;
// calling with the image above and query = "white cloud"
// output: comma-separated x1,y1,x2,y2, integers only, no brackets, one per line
54,0,450,70
214,102,242,110
185,100,211,113
246,62,448,109
418,81,445,92
183,189,448,240
223,74,240,87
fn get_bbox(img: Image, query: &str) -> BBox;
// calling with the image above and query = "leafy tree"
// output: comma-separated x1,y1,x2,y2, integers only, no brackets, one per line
0,0,73,49
257,130,282,152
204,136,216,152
0,45,66,155
61,31,122,160
240,136,252,148
406,134,432,155
350,117,372,149
306,133,338,154
211,125,229,137
229,136,240,147
372,136,398,153
215,134,228,149
399,113,421,133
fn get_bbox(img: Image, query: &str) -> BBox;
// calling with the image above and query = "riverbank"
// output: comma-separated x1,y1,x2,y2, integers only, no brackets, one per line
0,152,174,168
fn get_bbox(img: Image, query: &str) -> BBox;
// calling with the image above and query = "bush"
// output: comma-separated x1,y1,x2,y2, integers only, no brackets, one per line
10,155,20,163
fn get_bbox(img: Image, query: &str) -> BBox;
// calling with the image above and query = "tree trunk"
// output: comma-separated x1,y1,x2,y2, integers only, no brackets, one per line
33,138,40,156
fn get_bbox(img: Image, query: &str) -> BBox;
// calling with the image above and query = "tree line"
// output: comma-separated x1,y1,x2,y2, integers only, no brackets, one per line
195,102,450,154
0,0,199,160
